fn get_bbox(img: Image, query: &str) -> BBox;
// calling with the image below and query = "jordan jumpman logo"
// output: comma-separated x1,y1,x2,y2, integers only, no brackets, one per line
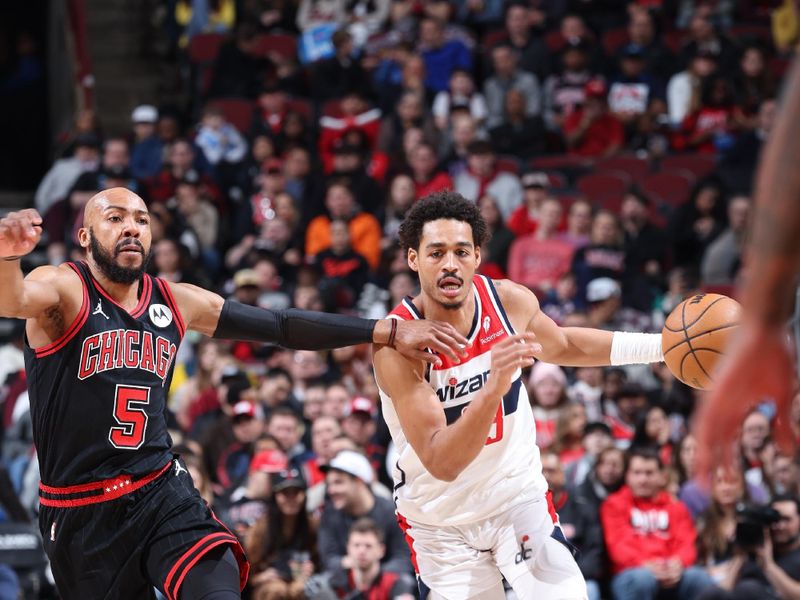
93,300,109,320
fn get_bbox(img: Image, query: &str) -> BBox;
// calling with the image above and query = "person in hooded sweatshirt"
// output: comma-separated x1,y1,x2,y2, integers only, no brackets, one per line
601,446,714,600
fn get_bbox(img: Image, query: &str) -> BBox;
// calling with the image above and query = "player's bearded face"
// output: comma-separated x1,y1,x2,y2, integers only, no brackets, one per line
414,220,479,310
89,228,152,284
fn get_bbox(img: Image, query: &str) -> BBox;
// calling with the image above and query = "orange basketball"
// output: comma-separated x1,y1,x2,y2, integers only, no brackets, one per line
661,293,741,390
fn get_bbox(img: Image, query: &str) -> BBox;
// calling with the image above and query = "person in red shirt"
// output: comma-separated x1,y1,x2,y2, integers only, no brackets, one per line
507,171,550,237
601,447,714,600
564,80,625,157
408,142,453,200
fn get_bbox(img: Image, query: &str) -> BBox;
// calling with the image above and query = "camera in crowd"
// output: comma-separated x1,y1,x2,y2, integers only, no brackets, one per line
735,503,783,551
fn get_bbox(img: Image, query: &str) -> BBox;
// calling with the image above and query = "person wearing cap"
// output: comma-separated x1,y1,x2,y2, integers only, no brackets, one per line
506,171,550,237
563,79,625,157
35,133,100,217
245,467,317,600
130,105,164,180
608,44,667,135
453,140,523,221
318,450,412,576
483,43,542,129
341,397,378,452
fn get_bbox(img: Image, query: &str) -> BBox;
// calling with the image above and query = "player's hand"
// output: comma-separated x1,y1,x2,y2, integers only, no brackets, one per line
694,323,795,485
0,209,42,259
486,333,541,397
392,319,470,366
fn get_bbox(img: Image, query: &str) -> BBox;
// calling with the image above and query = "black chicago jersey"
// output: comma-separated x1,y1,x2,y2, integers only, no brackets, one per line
25,261,184,487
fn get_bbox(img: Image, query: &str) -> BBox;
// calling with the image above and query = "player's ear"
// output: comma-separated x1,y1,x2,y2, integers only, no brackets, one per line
474,245,481,268
77,227,90,249
407,248,419,273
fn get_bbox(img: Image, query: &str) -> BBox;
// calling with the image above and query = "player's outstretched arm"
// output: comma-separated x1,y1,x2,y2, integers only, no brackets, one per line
0,209,65,320
167,282,469,364
497,280,663,367
695,60,800,479
374,333,540,482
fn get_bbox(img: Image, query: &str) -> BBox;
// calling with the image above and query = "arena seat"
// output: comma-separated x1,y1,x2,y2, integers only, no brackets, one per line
660,154,717,181
211,98,256,134
253,34,298,61
576,172,631,203
594,155,650,184
642,171,694,207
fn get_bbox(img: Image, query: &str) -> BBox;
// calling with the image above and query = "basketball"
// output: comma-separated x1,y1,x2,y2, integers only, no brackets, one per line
661,293,742,390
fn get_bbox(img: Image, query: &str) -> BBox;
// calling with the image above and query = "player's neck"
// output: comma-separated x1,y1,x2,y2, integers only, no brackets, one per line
419,288,476,338
86,260,143,311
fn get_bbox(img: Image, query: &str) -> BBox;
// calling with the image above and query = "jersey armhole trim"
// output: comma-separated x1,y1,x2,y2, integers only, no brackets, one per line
155,278,186,337
483,276,516,336
34,263,90,358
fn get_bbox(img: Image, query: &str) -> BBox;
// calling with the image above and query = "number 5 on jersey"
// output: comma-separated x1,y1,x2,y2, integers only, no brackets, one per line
109,384,151,449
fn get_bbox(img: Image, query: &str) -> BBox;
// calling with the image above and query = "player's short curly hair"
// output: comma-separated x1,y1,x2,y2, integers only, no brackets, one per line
398,191,489,251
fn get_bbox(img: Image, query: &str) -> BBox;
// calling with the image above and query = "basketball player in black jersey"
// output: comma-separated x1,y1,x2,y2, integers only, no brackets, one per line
0,187,468,600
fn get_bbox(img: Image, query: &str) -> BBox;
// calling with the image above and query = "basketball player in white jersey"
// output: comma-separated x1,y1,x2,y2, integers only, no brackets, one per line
373,192,665,600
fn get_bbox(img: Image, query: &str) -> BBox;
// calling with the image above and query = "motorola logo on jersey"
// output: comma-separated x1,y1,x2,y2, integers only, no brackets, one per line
77,329,177,383
436,369,490,402
148,304,173,328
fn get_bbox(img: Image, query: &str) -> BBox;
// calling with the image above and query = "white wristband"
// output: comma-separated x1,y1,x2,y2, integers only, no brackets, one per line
610,331,664,365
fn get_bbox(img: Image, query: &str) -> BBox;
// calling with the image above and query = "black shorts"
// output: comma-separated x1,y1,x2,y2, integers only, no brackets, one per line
38,457,249,600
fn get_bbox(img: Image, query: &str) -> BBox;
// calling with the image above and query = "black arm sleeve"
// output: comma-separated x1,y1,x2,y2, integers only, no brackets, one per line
212,299,377,350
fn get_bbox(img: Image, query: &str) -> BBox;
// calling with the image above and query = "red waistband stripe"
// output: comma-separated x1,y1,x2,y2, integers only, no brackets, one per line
39,461,172,508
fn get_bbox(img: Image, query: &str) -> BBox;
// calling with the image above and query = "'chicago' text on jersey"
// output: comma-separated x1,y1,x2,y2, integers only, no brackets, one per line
78,329,177,384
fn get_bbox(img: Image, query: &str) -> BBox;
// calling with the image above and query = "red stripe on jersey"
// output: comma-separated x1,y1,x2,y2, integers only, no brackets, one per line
35,263,90,358
155,278,186,337
545,490,559,524
396,513,419,573
38,461,172,507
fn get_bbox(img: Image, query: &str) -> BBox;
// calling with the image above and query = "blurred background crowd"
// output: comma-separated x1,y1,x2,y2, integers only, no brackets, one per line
1,0,800,598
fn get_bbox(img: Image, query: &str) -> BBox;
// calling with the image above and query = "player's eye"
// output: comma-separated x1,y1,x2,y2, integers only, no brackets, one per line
109,216,121,222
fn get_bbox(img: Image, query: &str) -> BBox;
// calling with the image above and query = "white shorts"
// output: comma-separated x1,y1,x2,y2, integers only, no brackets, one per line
397,496,588,600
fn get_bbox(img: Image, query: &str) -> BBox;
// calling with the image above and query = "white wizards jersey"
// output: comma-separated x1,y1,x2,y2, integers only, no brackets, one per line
378,275,548,526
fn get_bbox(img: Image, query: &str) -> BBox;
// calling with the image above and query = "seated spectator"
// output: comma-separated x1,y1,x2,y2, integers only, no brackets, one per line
310,29,371,103
488,89,546,159
772,452,800,497
305,181,382,269
541,451,605,600
382,174,416,246
195,104,248,170
432,68,487,131
695,467,748,587
623,7,676,82
576,446,626,515
246,468,317,600
377,90,439,162
719,99,776,194
608,45,667,139
252,83,291,138
341,397,378,455
207,22,264,98
266,408,307,463
453,140,523,221
606,383,649,448
439,111,478,178
679,10,739,75
667,48,720,127
564,421,614,489
477,194,514,279
373,47,433,115
507,171,550,237
552,402,589,468
631,404,674,466
571,210,626,305
145,139,219,206
669,177,727,270
307,518,416,599
321,135,385,217
674,76,744,154
540,271,581,326
543,39,595,132
483,43,541,129
621,189,668,311
129,105,163,179
559,199,593,249
508,196,574,293
408,141,453,200
301,415,342,487
601,447,714,600
491,2,550,82
417,16,472,94
173,176,219,257
313,219,372,309
35,133,99,217
698,494,800,600
732,44,777,125
528,362,570,449
318,91,382,167
701,195,751,286
318,451,412,575
564,79,625,157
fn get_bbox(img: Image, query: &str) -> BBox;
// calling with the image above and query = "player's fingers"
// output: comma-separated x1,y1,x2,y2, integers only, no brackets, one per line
426,335,460,363
431,322,469,348
431,327,469,358
412,349,442,367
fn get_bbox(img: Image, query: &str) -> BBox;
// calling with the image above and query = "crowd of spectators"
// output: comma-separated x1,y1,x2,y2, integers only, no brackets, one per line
2,0,800,598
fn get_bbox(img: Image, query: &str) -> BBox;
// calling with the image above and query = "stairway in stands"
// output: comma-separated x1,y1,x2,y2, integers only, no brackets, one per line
84,0,172,136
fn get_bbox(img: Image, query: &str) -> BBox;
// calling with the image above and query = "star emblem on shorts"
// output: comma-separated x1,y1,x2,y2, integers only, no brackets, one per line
105,487,111,493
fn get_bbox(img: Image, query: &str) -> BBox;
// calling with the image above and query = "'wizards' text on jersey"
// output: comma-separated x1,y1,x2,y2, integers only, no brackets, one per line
24,262,185,487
